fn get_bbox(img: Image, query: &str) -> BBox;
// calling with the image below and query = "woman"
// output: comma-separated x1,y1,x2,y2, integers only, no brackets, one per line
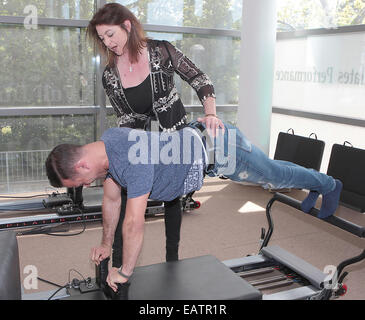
87,3,224,268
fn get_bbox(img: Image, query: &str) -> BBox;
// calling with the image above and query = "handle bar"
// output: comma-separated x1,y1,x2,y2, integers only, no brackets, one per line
261,192,365,250
273,192,365,238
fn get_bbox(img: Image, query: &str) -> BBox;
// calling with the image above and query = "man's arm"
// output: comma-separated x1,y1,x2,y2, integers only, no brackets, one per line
121,192,149,274
106,192,149,291
91,178,121,264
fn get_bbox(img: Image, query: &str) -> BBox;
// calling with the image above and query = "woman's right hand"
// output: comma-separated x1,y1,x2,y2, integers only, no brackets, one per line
90,243,112,265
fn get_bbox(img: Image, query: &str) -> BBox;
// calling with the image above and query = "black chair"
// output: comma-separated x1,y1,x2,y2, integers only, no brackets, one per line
274,129,325,171
327,142,365,212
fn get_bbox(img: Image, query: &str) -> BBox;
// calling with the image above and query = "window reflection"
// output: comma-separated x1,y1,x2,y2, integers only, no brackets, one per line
108,0,242,29
277,0,365,31
0,115,95,193
0,25,94,107
0,0,95,20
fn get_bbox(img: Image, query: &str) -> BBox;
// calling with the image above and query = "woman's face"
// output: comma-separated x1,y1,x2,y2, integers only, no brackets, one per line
96,22,131,56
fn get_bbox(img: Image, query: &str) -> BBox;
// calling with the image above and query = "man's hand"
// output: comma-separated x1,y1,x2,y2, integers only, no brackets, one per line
90,243,112,265
106,267,129,292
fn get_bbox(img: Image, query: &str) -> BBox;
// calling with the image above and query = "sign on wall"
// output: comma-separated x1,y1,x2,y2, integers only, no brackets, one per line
273,32,365,120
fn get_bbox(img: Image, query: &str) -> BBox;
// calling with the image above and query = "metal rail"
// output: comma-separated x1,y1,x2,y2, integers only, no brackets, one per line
260,192,365,292
261,192,365,250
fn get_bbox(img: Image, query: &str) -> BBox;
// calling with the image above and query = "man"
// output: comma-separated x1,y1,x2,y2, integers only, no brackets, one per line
45,121,342,291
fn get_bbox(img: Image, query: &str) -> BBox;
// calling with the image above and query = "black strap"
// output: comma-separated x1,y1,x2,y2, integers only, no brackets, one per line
189,122,215,173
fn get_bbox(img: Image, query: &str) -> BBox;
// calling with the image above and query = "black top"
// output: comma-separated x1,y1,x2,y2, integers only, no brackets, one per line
123,75,153,116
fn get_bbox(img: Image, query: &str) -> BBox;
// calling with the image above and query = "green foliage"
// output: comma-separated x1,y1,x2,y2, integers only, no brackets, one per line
277,0,365,30
0,0,94,19
0,115,95,151
0,1,95,153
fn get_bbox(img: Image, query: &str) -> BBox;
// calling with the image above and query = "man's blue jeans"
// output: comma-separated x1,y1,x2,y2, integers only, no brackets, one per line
205,122,335,195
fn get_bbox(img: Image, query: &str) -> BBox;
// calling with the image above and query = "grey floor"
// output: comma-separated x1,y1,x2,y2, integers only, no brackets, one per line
17,177,365,300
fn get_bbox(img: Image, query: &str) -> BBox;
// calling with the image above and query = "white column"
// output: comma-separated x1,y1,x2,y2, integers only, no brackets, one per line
236,0,277,155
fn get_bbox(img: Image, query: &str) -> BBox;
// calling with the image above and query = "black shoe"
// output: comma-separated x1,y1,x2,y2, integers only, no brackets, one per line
166,245,179,262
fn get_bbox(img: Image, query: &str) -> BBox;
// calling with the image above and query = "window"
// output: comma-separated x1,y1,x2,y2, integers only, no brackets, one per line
277,0,365,31
0,1,97,193
273,33,365,120
0,25,94,107
0,0,240,193
0,1,95,20
273,0,365,172
108,0,242,29
0,114,95,193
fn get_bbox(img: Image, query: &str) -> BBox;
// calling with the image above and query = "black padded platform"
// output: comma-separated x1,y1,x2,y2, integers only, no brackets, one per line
128,255,261,300
0,231,21,300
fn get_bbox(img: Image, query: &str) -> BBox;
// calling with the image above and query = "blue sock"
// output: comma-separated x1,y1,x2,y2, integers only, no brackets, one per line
318,179,343,219
301,191,320,213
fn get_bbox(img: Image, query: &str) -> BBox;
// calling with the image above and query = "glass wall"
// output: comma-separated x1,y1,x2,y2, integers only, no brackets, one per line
0,1,95,20
0,114,95,193
0,25,94,107
0,0,240,193
108,0,242,29
0,0,97,193
273,32,365,120
272,0,365,172
277,0,365,31
4,1,365,193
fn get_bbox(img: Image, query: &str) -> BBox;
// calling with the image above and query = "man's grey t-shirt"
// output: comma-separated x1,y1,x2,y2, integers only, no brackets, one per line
101,127,205,201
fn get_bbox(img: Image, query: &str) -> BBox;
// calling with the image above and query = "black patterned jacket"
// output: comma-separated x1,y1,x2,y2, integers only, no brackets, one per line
102,39,216,132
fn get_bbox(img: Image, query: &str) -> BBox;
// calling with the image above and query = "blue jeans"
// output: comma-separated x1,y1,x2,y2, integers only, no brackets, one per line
203,122,335,195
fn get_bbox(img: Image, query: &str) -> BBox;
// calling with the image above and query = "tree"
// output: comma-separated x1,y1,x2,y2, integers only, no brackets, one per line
277,0,365,30
0,0,95,153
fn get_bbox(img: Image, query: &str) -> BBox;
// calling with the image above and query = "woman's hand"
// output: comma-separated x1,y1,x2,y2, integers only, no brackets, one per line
197,114,225,137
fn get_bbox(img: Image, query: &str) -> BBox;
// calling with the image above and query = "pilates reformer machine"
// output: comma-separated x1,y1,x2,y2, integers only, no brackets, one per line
221,192,365,300
0,189,364,300
0,186,200,233
95,192,362,301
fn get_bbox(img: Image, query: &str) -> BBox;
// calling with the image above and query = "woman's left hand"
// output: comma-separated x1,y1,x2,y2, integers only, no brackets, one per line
197,114,225,137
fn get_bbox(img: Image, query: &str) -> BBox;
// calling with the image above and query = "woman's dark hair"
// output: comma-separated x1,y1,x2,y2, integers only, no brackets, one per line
87,3,148,67
45,144,82,188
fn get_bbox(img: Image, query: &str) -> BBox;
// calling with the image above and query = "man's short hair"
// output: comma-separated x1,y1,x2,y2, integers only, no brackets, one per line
45,144,82,188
